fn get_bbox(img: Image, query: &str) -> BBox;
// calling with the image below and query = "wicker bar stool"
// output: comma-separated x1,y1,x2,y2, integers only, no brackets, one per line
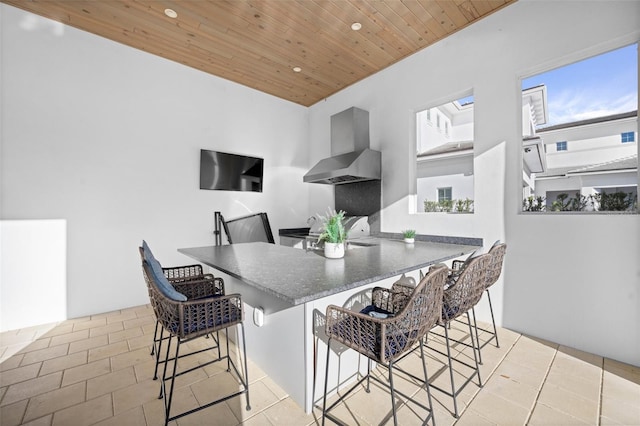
141,259,250,426
140,242,225,380
322,265,448,426
427,253,490,418
476,242,507,350
450,243,507,364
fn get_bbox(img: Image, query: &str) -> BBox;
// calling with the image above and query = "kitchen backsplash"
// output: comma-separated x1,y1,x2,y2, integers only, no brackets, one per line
335,180,381,234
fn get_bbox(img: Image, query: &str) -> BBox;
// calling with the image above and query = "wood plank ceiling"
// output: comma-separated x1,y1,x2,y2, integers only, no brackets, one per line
3,0,515,106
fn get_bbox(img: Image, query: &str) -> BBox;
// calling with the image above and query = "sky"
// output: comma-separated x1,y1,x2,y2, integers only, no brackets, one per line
522,43,638,127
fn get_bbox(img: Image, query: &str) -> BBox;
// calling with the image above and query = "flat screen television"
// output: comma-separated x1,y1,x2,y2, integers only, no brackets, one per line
200,149,264,192
221,212,275,244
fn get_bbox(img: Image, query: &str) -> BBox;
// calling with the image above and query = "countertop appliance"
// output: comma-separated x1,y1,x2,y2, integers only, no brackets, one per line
307,215,372,250
307,215,370,239
279,215,373,250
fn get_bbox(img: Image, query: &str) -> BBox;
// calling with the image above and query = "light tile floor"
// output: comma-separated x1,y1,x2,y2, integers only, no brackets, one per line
1,305,639,425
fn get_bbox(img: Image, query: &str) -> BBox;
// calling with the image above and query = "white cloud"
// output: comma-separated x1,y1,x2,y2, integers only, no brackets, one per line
548,88,637,125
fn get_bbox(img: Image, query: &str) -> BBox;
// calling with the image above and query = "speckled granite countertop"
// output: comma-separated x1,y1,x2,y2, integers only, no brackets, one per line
178,239,478,305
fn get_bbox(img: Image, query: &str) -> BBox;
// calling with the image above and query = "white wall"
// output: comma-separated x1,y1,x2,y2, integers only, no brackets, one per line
307,0,639,365
542,117,637,168
546,143,636,168
0,4,309,321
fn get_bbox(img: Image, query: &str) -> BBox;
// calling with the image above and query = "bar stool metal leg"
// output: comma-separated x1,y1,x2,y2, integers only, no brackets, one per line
486,290,499,348
321,337,332,426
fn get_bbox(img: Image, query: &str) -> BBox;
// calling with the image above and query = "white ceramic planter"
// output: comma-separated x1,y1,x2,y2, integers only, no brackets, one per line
324,242,345,259
404,238,415,244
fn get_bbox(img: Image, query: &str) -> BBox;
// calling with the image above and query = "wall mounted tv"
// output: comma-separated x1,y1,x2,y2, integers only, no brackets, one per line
200,149,264,192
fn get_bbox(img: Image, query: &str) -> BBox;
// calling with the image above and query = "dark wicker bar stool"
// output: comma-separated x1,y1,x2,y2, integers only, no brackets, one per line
141,258,250,426
322,265,448,426
139,242,224,380
427,253,490,418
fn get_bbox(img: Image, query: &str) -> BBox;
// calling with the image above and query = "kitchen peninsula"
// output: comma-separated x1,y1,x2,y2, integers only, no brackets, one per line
179,238,479,412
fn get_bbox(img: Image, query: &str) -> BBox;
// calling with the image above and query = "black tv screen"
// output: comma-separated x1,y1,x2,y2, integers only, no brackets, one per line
200,149,263,192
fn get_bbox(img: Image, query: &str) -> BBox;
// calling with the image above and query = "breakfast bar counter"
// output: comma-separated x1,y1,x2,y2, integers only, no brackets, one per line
179,239,478,413
178,239,477,305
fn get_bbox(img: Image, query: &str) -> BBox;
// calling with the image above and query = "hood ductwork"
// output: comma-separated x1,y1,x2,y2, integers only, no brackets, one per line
304,107,381,185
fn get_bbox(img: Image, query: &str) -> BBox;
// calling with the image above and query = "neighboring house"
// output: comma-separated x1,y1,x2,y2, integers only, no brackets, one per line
416,99,474,211
417,86,638,212
416,85,548,211
532,111,638,210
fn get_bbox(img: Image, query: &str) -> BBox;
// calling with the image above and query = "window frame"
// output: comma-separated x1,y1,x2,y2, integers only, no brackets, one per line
414,90,475,215
621,132,635,143
519,42,638,215
437,187,452,203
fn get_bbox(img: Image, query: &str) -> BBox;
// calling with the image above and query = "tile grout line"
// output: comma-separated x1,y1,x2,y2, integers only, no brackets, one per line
597,356,604,426
523,345,558,425
33,351,46,426
452,332,522,425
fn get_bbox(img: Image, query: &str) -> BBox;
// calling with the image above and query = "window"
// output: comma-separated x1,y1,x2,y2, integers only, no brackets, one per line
438,187,452,202
416,94,474,213
521,43,637,213
621,132,635,143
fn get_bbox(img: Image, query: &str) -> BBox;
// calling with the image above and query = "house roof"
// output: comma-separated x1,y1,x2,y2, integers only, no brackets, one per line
537,110,638,132
522,85,548,126
417,141,474,158
536,154,638,178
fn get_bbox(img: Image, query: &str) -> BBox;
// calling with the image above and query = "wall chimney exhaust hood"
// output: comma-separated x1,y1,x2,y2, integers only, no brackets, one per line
304,107,381,185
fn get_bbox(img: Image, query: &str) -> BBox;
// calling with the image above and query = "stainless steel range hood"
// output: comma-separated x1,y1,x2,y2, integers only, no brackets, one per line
304,107,381,185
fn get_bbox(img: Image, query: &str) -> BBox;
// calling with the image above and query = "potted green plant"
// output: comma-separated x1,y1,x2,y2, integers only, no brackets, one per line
402,229,416,244
318,209,347,259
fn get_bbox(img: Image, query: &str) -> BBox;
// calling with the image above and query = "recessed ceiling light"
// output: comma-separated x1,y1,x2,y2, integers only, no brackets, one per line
292,66,302,73
164,8,178,19
351,22,362,31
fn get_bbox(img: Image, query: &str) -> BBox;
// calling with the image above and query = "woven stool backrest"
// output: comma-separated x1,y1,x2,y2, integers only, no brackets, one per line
485,243,507,290
141,260,182,335
383,264,448,362
442,253,491,322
